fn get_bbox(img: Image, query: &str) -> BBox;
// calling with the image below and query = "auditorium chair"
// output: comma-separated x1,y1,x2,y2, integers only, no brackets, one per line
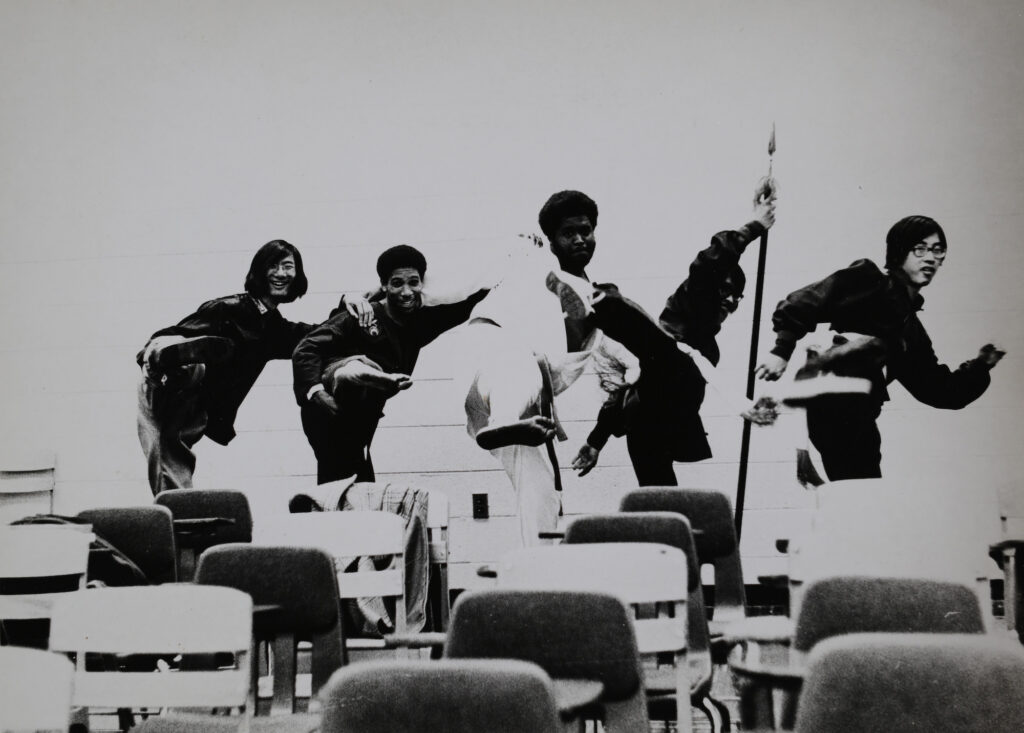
318,659,563,733
563,512,730,732
154,489,252,581
77,505,178,584
619,487,748,639
0,645,74,732
195,543,345,718
793,633,1024,732
728,575,987,729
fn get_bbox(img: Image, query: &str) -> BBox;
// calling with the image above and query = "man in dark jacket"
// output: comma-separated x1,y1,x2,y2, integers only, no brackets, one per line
756,214,1005,481
563,180,777,485
137,239,314,494
293,244,487,484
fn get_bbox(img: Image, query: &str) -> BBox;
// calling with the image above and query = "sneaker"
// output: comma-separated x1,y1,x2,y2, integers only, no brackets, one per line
152,336,234,370
545,271,593,320
776,374,872,406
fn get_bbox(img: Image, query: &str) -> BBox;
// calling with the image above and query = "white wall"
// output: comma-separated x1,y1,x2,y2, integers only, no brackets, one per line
2,0,1022,581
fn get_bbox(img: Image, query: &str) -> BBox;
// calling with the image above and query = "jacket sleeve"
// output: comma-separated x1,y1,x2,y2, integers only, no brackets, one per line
896,318,993,409
586,397,622,451
417,289,490,346
271,317,317,359
292,317,350,404
769,261,877,361
662,222,764,332
151,299,231,340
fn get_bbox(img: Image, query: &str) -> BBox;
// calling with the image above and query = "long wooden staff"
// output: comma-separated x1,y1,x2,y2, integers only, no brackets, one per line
734,124,775,539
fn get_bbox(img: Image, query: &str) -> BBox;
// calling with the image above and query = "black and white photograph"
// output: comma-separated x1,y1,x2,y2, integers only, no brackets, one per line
2,1,1023,730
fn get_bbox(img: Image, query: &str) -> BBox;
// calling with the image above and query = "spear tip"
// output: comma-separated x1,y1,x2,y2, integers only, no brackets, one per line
768,123,776,156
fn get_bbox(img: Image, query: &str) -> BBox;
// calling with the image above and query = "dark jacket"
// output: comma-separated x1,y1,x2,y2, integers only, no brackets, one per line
586,222,764,459
292,292,488,412
138,294,313,444
659,221,766,365
769,259,992,406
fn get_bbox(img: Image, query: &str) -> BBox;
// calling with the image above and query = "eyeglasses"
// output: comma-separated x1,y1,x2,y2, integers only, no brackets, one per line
910,242,947,260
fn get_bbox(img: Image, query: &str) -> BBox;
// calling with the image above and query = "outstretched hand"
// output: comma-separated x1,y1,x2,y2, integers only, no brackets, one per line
979,343,1006,367
755,354,789,381
571,444,600,476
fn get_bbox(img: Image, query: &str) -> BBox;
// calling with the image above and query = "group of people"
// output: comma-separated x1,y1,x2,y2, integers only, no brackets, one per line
136,180,1005,544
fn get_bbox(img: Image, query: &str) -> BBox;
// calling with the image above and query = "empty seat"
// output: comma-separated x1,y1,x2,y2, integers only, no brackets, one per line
795,633,1024,732
318,659,563,733
196,543,345,717
77,505,177,584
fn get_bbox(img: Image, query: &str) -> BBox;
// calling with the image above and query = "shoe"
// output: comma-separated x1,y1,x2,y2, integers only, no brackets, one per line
545,271,593,320
777,374,872,406
152,336,234,370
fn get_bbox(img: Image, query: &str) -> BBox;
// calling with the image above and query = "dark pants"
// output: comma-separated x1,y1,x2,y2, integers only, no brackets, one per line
300,405,378,485
591,285,711,482
626,428,679,486
806,395,883,481
137,365,207,495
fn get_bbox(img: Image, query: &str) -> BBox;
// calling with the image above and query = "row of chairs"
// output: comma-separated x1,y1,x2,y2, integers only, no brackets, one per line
4,474,1024,730
0,485,452,730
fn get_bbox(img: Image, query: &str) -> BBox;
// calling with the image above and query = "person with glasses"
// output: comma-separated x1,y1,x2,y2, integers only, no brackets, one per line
755,214,1005,481
556,179,778,486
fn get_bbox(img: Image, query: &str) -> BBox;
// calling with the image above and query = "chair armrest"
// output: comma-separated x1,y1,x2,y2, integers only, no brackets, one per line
989,539,1024,568
476,565,497,578
382,632,447,650
716,615,794,645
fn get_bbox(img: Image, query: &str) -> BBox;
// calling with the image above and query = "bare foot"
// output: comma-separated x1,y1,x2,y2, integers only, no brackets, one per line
476,416,557,449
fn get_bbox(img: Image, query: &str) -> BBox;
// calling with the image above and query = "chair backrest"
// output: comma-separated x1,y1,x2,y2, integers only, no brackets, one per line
445,588,648,730
620,486,746,622
256,511,407,633
494,542,688,727
0,525,91,644
0,645,74,732
196,543,346,711
792,575,985,652
564,512,710,655
155,488,253,581
77,505,178,584
318,659,563,733
0,448,56,524
154,488,253,546
495,542,688,655
795,633,1024,733
789,478,994,619
49,585,252,711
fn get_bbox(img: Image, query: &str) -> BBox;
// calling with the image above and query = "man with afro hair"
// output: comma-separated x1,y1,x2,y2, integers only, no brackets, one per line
756,214,1005,481
294,244,488,484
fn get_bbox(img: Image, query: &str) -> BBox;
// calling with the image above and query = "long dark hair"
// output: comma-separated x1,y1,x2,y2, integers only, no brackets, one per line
244,239,308,302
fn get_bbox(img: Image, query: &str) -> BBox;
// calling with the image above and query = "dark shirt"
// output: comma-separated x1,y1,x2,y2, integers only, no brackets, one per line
139,293,314,445
292,291,488,413
585,222,764,452
769,258,992,407
659,221,766,366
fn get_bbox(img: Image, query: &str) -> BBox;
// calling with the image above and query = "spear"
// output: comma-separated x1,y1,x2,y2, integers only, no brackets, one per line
734,124,775,539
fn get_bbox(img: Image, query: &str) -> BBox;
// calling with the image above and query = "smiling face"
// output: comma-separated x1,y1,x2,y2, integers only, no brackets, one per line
265,254,297,302
549,215,596,277
899,232,945,289
384,266,424,315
